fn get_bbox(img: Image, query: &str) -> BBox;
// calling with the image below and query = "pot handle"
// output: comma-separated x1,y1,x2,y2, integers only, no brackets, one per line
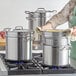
24,35,34,41
37,8,45,11
36,8,57,13
59,44,71,51
15,26,23,30
46,10,57,13
3,28,11,31
25,11,34,15
25,11,30,14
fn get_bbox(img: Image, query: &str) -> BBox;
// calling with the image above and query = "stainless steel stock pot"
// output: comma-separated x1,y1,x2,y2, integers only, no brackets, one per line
5,26,33,61
42,29,70,66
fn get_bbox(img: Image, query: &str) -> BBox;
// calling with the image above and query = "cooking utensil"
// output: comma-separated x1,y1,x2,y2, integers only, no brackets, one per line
5,26,33,61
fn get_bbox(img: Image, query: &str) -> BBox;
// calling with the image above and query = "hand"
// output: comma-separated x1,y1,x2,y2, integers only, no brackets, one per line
71,26,76,36
37,23,53,31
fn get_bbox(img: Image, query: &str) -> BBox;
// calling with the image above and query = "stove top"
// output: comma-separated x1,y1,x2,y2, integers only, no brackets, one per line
0,53,76,75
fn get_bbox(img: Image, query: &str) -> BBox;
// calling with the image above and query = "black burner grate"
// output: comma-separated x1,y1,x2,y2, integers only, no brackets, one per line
0,53,76,75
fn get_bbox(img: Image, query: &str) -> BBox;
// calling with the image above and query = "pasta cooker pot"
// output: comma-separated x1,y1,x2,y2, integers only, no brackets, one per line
5,26,33,61
42,30,70,66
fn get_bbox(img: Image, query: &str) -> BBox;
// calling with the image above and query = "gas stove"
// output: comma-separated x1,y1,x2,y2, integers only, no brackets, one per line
0,53,76,76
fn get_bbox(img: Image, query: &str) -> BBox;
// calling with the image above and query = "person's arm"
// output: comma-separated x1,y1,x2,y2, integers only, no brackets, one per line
41,0,76,30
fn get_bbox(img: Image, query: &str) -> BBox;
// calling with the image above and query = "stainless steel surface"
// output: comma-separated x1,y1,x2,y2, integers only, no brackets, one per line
0,57,7,71
5,26,33,61
43,31,70,66
25,8,46,30
0,56,8,76
25,8,56,50
25,8,46,50
0,74,76,76
3,74,76,76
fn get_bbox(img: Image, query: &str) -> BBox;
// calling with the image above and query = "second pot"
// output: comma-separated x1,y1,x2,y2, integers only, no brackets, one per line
5,26,33,61
42,30,70,66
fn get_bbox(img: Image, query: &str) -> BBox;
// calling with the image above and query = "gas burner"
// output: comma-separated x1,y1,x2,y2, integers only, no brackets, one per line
0,54,42,75
0,53,76,75
4,56,43,75
5,59,31,63
39,64,75,74
5,59,40,70
41,64,71,69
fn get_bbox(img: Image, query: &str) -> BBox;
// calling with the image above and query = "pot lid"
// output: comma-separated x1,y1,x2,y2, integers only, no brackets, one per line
5,26,33,33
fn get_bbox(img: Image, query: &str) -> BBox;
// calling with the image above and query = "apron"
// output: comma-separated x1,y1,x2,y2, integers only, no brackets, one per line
69,6,76,60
